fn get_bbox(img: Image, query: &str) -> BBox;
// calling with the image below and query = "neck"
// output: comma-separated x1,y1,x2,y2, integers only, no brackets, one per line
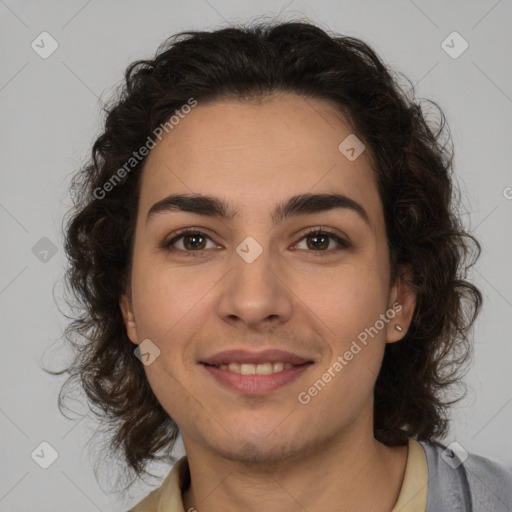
181,425,408,512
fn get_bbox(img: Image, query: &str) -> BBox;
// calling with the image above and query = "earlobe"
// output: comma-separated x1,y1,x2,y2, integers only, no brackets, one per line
119,294,140,345
386,266,416,344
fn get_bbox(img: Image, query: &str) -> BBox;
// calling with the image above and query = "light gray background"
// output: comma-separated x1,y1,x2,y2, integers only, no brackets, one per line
1,1,511,510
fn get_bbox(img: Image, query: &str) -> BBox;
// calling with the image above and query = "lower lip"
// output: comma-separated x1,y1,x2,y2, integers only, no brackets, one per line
201,363,312,394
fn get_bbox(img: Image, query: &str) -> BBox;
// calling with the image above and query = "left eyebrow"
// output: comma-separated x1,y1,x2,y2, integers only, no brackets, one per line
145,192,371,228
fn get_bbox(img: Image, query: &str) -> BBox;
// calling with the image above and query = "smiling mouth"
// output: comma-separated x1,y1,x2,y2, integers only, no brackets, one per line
202,361,307,374
201,361,313,394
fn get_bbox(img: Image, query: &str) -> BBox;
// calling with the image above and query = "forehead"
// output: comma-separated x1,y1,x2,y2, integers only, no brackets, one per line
138,93,382,227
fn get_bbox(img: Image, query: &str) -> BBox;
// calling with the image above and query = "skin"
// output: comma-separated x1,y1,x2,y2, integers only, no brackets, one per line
120,92,417,512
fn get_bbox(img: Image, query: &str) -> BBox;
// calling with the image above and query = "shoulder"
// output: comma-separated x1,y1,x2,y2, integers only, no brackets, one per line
127,456,189,512
417,439,512,512
127,486,162,512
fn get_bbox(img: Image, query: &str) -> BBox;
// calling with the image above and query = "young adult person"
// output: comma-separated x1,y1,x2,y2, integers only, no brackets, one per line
55,20,512,512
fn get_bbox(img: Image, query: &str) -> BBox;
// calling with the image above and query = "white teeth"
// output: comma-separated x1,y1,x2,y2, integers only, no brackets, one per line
273,362,284,372
255,362,273,375
240,363,255,375
216,362,298,374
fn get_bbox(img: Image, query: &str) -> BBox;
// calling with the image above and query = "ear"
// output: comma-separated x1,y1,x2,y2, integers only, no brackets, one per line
120,293,140,345
386,264,416,344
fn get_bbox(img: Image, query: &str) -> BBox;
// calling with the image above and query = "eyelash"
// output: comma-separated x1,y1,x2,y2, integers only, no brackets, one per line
161,226,350,258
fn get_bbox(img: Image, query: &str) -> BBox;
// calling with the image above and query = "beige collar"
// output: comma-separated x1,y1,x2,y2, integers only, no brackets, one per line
130,436,427,511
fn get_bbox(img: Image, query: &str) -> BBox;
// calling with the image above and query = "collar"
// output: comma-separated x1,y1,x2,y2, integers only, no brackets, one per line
142,436,427,512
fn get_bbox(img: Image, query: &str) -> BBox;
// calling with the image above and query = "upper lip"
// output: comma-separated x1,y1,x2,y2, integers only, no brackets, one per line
200,349,314,366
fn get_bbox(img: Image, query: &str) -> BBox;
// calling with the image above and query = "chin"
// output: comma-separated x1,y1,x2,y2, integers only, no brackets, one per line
233,413,291,436
202,422,314,467
212,438,301,467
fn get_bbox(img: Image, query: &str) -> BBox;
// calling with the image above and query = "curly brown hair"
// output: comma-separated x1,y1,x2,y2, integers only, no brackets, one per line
46,19,482,491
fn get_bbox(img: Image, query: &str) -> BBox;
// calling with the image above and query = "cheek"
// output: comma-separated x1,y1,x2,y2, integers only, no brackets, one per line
295,260,388,337
131,254,219,341
143,362,200,429
294,260,389,401
300,271,387,416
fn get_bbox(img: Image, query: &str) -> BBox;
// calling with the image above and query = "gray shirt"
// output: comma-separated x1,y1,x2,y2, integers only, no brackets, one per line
418,440,512,511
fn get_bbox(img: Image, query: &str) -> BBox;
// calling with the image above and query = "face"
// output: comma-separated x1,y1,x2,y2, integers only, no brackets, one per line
120,93,415,464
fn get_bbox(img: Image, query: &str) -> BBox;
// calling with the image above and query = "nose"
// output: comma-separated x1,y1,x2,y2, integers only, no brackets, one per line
216,242,294,330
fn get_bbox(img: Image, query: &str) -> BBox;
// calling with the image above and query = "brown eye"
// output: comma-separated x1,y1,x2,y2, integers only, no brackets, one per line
305,233,330,250
294,228,350,256
163,229,218,257
180,233,207,250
